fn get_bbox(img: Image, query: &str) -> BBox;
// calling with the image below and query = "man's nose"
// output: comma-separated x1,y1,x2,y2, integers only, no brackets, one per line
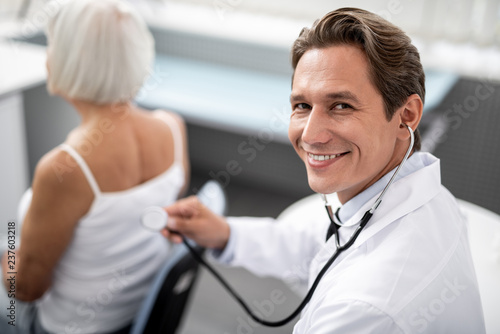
302,108,331,145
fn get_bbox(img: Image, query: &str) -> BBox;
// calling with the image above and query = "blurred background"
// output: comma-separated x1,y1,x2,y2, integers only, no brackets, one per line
0,0,499,333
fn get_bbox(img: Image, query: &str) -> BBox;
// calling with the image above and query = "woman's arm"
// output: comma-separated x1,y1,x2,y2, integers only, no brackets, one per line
1,149,93,301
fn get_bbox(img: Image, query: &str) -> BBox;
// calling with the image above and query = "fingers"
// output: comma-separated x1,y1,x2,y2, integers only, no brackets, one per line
162,196,203,243
165,196,200,219
161,228,183,244
161,195,230,249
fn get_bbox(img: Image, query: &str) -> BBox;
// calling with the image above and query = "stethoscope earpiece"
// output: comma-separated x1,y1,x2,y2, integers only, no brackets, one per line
402,123,413,133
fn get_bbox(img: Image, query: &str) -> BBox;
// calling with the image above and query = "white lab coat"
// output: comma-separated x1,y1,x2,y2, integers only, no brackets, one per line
219,153,485,333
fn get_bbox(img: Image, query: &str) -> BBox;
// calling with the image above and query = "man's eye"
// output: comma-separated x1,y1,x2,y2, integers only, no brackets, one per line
333,103,352,110
294,103,311,110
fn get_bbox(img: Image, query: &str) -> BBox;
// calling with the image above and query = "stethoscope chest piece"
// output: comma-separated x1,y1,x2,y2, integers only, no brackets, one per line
141,206,168,231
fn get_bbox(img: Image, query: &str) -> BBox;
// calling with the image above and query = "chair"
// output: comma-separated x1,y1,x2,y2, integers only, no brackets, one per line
130,243,204,334
458,199,500,334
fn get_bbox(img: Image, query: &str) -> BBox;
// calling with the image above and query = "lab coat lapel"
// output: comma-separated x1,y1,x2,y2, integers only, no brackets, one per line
350,156,441,247
309,154,441,284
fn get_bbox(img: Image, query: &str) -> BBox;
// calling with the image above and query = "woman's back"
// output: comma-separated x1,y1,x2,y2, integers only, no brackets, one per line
31,108,190,333
63,107,189,194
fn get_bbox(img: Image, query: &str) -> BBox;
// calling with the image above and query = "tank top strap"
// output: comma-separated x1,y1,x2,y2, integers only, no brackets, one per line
59,143,101,196
153,111,183,164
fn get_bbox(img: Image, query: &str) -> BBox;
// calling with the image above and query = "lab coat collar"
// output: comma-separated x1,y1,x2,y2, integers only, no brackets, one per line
344,152,441,247
337,152,427,224
311,153,441,271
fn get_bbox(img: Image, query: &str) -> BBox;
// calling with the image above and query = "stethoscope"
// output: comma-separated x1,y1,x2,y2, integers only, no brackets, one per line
141,124,415,327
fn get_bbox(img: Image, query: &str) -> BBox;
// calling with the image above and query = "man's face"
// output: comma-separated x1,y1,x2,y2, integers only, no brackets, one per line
289,45,403,203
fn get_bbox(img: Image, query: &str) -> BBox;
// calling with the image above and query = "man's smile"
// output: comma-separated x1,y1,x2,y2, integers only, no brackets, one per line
307,152,349,161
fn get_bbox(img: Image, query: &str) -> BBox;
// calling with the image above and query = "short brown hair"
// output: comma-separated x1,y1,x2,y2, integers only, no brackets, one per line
291,7,424,150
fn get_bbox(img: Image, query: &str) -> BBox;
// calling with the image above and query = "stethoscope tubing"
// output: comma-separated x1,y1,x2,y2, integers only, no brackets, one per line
177,212,368,327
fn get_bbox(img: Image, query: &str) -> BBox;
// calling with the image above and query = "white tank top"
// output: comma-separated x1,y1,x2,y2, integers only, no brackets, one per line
22,112,185,333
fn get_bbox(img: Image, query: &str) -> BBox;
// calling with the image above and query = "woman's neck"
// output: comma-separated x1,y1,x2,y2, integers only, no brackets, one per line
70,99,135,124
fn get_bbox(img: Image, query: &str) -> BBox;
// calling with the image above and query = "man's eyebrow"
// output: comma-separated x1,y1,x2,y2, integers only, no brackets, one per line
290,91,361,103
326,91,361,104
290,94,305,102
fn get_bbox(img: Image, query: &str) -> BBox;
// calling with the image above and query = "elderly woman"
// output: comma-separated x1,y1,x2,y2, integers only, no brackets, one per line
1,0,189,333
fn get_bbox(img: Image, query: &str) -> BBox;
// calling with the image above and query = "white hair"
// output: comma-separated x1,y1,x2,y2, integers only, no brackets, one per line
46,0,154,105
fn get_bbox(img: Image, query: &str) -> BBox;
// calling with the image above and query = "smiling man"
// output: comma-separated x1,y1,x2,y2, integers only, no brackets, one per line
163,8,485,333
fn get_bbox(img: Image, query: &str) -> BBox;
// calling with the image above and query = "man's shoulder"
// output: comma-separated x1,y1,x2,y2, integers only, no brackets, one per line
323,188,469,310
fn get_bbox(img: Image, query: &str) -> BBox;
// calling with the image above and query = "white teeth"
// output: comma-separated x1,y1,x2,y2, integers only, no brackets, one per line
308,153,340,161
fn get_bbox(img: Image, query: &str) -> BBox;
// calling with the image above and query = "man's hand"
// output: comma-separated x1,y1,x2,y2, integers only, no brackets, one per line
161,196,230,250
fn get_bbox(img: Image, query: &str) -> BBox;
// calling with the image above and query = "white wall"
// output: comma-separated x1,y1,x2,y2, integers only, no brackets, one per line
172,0,499,46
141,0,500,80
0,0,20,15
0,93,28,226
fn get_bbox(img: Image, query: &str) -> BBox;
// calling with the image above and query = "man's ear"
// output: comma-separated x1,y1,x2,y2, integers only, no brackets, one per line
397,94,423,141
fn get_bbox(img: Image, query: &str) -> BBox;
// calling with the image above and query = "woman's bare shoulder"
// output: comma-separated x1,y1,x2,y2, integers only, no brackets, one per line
149,109,186,128
35,147,77,188
32,146,94,214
